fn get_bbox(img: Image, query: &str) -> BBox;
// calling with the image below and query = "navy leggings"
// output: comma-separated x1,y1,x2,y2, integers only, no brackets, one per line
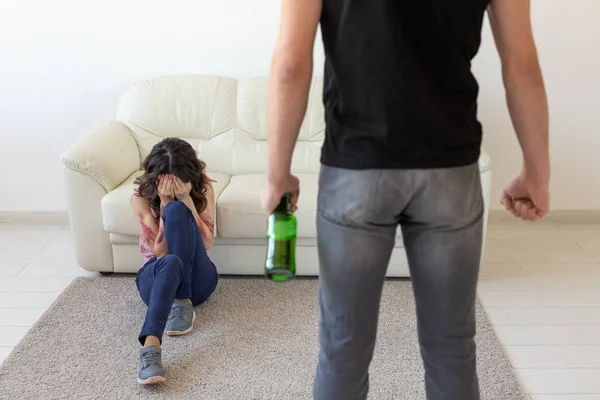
135,201,218,345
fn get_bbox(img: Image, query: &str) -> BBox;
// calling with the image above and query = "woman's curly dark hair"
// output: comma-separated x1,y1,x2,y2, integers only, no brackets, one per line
134,138,211,217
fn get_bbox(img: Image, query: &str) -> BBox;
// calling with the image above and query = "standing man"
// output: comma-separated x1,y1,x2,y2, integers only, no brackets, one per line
262,0,549,399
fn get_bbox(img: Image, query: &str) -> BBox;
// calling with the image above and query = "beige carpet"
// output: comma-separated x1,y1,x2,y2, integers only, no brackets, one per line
0,277,524,400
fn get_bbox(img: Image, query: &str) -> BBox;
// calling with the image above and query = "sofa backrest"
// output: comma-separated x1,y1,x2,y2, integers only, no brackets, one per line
116,75,325,175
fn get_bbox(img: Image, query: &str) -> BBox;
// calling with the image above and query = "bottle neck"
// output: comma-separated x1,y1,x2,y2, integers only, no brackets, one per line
274,193,291,213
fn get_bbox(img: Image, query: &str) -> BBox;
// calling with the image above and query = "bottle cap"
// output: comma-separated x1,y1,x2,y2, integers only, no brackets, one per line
275,193,291,213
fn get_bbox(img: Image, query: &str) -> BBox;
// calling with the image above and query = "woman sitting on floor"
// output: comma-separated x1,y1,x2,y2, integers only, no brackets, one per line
131,138,218,385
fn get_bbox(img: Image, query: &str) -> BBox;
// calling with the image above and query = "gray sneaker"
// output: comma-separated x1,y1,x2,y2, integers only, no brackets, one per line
137,345,165,385
166,301,195,336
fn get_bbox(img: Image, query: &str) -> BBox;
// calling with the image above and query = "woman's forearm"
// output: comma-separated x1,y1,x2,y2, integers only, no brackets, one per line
196,217,214,249
179,195,213,249
139,217,158,251
132,193,159,252
154,216,168,257
150,199,169,257
179,195,201,221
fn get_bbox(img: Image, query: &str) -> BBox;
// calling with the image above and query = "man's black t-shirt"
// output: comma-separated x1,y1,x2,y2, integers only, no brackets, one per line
320,0,490,169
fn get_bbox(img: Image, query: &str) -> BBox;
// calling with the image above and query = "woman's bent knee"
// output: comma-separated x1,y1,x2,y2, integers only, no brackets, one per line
162,201,193,228
157,254,184,275
163,201,187,217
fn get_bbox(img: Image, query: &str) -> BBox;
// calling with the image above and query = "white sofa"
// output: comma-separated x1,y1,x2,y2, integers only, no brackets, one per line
61,75,492,276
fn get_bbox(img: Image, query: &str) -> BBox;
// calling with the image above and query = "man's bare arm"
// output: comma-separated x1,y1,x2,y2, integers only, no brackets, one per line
489,0,550,219
262,0,322,212
489,0,549,182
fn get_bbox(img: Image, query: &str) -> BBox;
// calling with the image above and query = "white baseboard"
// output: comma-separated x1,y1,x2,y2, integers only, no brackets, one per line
1,210,599,226
0,211,69,225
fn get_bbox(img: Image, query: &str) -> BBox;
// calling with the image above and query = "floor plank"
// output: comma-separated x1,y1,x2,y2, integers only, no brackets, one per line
0,347,14,365
505,346,600,368
558,224,600,240
483,251,600,263
0,263,26,278
485,307,600,326
494,326,600,346
0,308,47,327
485,239,583,253
478,276,600,291
531,395,600,400
478,290,600,307
515,368,600,394
18,263,97,278
0,327,31,347
0,277,74,292
0,292,61,308
486,223,565,240
575,239,600,251
0,240,52,263
480,262,600,277
30,238,77,263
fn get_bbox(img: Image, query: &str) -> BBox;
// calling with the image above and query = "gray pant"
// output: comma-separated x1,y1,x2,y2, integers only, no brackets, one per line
313,164,484,400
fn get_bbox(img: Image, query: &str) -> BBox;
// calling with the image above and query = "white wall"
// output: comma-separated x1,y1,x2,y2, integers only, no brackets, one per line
474,0,600,211
0,0,598,211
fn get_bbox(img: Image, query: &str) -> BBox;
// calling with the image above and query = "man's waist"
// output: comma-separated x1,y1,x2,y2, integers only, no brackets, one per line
320,143,481,171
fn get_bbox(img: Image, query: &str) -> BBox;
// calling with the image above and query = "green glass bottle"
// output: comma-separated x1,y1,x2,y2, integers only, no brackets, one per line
265,193,297,282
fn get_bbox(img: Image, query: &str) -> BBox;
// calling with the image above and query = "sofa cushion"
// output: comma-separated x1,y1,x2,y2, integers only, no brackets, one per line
102,171,231,236
216,173,318,239
232,78,324,175
116,76,237,174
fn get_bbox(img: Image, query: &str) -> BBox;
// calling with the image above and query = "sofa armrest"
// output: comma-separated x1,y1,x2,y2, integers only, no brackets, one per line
61,121,140,192
479,147,491,173
61,121,140,273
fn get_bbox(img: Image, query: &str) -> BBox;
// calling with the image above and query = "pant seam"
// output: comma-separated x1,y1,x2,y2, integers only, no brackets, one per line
317,210,397,239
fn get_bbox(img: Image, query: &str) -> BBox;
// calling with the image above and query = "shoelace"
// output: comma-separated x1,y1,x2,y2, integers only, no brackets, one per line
169,306,187,321
141,351,160,369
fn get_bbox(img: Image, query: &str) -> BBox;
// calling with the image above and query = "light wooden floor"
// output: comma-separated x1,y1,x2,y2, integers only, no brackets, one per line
1,217,599,399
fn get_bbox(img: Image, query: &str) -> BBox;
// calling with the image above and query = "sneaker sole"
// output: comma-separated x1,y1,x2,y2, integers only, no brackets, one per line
166,311,196,336
138,376,165,385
